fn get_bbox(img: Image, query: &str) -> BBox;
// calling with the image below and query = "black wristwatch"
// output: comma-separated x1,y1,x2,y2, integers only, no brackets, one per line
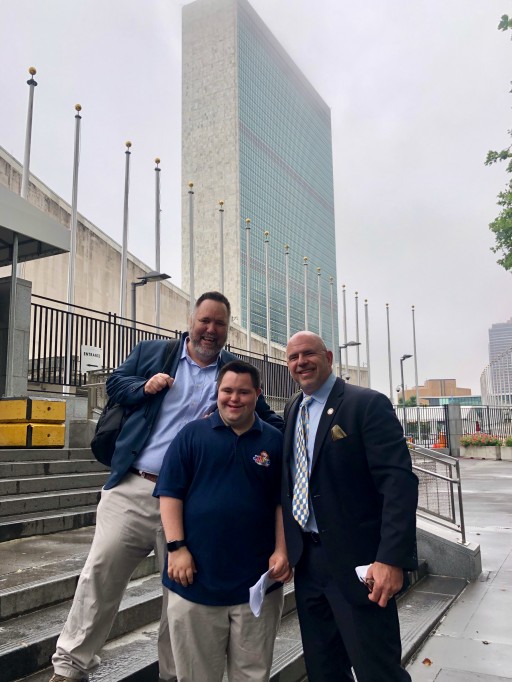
167,539,187,552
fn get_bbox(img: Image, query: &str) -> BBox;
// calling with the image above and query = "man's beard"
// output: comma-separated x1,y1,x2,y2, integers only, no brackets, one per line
189,335,223,361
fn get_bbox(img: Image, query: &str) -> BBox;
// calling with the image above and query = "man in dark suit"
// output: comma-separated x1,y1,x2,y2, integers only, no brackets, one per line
282,331,418,682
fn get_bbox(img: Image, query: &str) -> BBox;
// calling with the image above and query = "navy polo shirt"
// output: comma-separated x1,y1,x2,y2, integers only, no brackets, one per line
154,410,283,606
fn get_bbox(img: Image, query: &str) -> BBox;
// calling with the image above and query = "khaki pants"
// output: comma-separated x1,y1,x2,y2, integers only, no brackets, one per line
52,472,176,680
166,587,283,682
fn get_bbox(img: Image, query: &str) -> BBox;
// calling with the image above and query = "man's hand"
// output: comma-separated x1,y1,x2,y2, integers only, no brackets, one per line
365,561,403,608
269,550,293,583
144,373,174,395
167,547,196,586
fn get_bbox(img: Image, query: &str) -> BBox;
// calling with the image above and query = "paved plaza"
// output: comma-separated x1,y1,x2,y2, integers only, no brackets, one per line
407,458,512,681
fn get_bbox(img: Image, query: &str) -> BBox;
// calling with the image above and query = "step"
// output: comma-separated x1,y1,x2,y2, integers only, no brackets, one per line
5,566,451,682
0,459,106,478
0,550,158,621
11,597,305,682
0,488,101,518
398,574,468,665
0,448,95,463
0,506,99,542
1,573,163,681
0,472,109,496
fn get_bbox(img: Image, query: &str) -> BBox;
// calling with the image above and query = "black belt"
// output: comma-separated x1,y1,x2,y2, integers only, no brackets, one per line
129,467,158,483
302,531,321,544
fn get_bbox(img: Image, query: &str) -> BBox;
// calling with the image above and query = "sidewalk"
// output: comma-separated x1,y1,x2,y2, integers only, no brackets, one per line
406,458,512,681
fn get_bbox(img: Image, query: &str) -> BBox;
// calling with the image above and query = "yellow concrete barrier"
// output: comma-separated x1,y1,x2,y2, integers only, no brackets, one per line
0,398,66,424
0,398,66,447
0,423,66,448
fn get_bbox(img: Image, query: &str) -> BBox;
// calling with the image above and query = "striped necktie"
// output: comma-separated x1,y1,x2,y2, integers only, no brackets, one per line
292,395,313,528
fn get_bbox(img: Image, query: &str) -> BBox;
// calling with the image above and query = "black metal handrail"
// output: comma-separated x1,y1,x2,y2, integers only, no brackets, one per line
410,444,466,544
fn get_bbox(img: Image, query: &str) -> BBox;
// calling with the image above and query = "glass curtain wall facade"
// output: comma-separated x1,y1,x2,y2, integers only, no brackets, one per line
237,0,338,348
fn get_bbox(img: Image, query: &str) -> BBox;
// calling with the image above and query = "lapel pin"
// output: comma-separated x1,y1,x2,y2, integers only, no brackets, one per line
327,407,334,415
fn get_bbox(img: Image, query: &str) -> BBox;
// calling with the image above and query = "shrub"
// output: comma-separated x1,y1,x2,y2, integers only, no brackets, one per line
460,433,502,447
505,436,512,447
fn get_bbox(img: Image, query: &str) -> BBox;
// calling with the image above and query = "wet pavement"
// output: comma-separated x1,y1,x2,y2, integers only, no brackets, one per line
406,459,512,681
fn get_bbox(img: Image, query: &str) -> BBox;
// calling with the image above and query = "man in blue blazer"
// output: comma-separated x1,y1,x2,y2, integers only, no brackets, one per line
282,331,418,682
50,291,283,682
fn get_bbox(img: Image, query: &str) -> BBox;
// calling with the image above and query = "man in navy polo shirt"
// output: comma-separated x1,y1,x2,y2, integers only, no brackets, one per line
154,360,292,682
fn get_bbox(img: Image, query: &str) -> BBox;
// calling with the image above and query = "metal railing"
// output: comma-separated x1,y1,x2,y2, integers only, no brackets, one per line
30,295,179,387
410,444,466,543
30,295,297,404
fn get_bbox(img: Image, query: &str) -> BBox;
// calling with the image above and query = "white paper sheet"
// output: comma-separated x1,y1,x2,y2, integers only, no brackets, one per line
249,568,277,617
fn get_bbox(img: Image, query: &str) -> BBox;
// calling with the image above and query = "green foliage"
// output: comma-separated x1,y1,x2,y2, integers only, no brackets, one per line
460,433,502,447
398,395,417,407
486,16,512,271
505,435,512,447
498,14,512,32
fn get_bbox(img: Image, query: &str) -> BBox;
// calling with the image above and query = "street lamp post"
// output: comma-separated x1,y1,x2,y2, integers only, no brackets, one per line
131,271,170,332
339,341,361,379
400,354,413,434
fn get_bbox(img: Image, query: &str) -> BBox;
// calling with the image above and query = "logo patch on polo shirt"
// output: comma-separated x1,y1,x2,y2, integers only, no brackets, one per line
253,451,271,467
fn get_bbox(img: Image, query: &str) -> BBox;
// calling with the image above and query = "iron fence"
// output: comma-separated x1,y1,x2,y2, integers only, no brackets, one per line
30,295,179,387
460,405,512,440
29,295,297,404
394,405,450,449
410,445,466,543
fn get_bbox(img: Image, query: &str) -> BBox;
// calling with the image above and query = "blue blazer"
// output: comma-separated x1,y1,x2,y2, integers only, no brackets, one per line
282,377,418,605
104,334,284,488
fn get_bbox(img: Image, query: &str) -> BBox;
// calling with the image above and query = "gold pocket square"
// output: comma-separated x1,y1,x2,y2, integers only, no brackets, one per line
331,425,347,441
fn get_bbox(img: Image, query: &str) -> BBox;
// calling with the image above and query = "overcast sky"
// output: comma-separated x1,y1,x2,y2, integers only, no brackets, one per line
1,0,511,397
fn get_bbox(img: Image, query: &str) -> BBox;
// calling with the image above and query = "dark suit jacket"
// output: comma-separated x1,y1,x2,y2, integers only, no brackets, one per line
104,334,283,489
282,377,418,605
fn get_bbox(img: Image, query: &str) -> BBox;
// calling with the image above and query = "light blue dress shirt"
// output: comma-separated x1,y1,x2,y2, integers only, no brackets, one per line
292,372,336,532
133,340,219,474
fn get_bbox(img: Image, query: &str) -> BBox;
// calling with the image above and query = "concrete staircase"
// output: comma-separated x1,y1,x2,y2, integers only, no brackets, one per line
0,447,467,682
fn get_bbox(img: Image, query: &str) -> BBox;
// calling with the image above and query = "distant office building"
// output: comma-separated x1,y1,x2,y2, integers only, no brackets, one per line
404,378,472,406
483,319,512,404
489,319,512,360
182,0,338,350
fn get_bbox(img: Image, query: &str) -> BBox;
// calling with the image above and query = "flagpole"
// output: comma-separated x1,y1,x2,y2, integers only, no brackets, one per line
386,303,393,402
303,257,309,330
284,244,290,340
245,218,251,353
188,181,195,313
355,291,361,385
154,158,161,329
21,67,37,200
119,141,131,318
19,66,38,279
264,230,271,356
219,200,225,293
364,298,371,388
316,267,322,336
329,276,335,355
65,104,82,386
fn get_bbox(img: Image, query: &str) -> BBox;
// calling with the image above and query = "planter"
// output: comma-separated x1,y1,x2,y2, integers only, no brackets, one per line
500,446,512,461
460,445,501,460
